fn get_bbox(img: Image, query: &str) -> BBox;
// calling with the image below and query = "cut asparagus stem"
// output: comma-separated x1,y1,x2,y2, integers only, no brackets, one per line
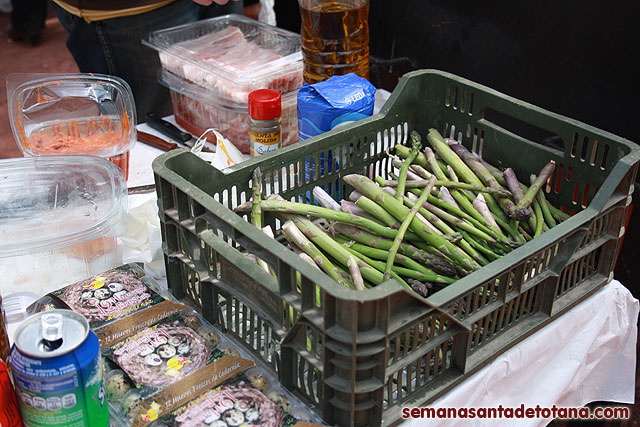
473,193,500,231
338,242,410,287
384,176,436,281
291,216,383,286
281,220,351,288
313,186,341,211
346,255,366,291
438,186,460,209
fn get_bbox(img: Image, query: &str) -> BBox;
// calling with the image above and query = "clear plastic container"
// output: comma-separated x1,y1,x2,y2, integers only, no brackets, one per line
144,14,304,103
0,155,128,298
7,73,137,178
159,69,299,154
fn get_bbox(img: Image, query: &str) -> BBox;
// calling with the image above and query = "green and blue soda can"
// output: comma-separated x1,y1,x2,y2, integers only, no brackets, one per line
8,310,108,427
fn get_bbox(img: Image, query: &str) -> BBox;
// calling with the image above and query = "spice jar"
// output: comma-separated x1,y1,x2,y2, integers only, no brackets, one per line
249,89,282,157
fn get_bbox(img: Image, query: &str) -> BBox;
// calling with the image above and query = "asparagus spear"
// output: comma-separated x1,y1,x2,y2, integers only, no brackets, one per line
260,199,412,241
396,131,423,202
251,167,272,274
337,241,410,287
531,174,557,228
477,153,567,221
291,216,384,286
330,222,458,276
531,197,544,238
383,178,512,197
335,235,456,284
313,186,341,211
343,174,481,272
448,142,528,221
384,176,436,281
281,220,351,288
473,193,500,231
515,162,556,212
354,196,432,237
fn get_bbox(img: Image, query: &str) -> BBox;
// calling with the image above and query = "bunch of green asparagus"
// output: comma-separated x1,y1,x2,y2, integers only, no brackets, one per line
237,128,569,297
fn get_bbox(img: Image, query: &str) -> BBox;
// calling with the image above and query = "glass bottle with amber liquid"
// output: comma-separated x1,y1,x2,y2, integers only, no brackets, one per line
298,0,370,84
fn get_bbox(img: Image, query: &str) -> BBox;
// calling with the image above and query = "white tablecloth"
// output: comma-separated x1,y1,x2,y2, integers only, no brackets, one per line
404,280,638,426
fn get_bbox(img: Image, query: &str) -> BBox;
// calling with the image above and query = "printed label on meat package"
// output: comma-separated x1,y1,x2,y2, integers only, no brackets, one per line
102,311,226,399
156,372,299,427
27,264,166,330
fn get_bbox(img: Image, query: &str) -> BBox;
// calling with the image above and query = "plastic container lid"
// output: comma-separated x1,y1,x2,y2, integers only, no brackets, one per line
0,155,128,258
144,14,303,102
248,89,282,120
158,68,298,112
7,73,137,158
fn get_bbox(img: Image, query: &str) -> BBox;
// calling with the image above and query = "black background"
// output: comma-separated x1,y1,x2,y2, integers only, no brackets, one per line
275,0,639,299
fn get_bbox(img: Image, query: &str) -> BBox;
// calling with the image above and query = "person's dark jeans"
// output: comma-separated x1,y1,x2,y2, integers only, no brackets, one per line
9,0,47,45
51,0,243,122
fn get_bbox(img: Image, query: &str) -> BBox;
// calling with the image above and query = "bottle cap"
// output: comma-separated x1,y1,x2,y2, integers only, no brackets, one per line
248,89,282,120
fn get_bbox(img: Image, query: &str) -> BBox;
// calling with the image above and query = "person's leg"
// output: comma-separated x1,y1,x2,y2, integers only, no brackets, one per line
50,1,110,72
51,0,203,121
93,0,205,120
9,0,48,45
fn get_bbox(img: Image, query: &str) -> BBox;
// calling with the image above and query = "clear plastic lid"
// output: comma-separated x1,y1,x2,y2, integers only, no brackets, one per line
7,73,137,158
0,155,128,257
144,14,304,102
158,68,298,112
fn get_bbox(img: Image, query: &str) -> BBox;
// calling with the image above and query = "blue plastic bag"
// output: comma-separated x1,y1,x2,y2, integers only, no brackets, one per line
297,73,377,141
298,74,376,188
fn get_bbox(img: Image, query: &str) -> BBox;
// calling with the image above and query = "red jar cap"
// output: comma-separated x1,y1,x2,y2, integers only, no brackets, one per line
248,89,281,120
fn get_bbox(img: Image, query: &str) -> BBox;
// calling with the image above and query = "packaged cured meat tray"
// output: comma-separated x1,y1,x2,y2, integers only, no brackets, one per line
151,70,640,426
144,14,304,103
158,69,299,155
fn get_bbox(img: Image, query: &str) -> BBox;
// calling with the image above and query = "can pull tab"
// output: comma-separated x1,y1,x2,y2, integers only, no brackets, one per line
40,313,63,352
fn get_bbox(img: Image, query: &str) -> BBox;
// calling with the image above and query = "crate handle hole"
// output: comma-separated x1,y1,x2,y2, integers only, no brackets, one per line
483,108,565,153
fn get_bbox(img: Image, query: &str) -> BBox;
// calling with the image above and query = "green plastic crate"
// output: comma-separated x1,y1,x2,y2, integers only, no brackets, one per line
152,70,639,426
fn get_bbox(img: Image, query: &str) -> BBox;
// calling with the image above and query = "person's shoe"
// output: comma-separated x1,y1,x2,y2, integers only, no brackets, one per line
8,26,42,46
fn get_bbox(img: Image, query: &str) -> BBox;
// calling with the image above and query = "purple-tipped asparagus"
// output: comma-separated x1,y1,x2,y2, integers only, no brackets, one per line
515,162,556,212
